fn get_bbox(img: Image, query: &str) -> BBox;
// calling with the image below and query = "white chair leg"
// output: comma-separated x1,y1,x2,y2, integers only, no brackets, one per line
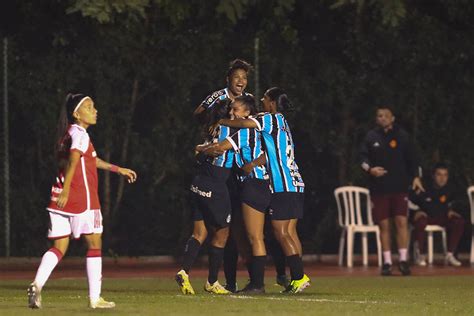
470,229,474,264
362,232,368,267
338,229,346,266
441,230,448,255
347,228,354,268
428,231,434,264
376,230,382,267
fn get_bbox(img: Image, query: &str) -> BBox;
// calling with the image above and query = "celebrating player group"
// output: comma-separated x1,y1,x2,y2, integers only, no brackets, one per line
176,59,310,295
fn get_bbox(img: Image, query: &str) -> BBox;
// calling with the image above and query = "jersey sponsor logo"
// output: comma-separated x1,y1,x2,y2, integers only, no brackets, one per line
439,195,447,203
389,139,397,148
190,185,212,198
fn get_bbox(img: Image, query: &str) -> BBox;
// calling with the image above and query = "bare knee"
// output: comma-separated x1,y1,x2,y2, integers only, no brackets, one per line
212,227,229,248
53,237,70,255
192,221,208,244
84,233,102,250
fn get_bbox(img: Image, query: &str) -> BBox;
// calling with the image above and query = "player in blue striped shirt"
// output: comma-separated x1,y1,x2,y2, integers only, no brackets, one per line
217,88,310,293
193,59,252,116
176,99,237,295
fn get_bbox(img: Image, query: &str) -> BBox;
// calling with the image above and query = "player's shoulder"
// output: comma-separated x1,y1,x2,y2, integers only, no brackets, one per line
69,124,89,138
251,111,271,119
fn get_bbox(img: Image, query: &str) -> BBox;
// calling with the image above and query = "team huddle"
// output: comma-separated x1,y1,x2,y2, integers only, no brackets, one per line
27,59,309,309
176,59,310,295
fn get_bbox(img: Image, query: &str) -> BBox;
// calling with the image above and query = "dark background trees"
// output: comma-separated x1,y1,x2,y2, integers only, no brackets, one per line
1,0,473,257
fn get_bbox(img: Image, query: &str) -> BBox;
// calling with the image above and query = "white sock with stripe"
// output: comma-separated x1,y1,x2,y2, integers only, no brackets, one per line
34,247,63,290
86,249,102,301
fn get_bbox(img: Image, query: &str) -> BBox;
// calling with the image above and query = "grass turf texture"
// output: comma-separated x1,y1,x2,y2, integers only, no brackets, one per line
0,276,473,315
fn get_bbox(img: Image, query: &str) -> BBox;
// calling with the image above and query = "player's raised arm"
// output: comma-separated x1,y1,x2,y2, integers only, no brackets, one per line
96,157,137,183
218,118,257,129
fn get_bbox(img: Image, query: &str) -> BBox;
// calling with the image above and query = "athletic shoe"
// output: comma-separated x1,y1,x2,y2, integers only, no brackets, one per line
415,255,427,267
381,263,392,276
398,261,411,276
89,297,115,309
285,274,311,294
237,283,265,295
27,282,41,309
276,274,290,289
224,283,238,293
204,281,231,294
175,270,195,295
445,254,462,267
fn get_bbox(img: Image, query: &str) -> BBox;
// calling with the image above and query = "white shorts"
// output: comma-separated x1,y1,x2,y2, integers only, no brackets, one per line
48,209,103,240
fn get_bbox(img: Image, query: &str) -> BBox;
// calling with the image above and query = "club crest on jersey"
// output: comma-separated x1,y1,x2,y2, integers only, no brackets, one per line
389,139,397,148
92,151,97,157
439,195,447,203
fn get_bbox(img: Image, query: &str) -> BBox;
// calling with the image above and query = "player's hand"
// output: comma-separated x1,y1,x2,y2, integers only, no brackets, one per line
56,189,70,209
413,211,428,221
369,167,387,177
119,168,137,183
241,162,255,175
412,177,425,194
447,210,461,219
204,144,225,157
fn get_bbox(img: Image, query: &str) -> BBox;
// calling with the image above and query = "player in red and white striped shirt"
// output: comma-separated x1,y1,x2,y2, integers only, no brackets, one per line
27,93,137,309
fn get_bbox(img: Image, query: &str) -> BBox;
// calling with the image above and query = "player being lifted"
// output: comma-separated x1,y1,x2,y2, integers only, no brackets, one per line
27,94,137,309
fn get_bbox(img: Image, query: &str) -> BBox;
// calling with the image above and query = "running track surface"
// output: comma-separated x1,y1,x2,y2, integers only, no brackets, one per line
1,257,473,280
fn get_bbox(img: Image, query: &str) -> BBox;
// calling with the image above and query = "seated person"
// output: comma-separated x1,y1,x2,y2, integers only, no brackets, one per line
409,163,465,267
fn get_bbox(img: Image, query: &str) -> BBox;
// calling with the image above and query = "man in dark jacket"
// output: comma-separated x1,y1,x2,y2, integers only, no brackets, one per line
410,163,465,267
360,106,424,276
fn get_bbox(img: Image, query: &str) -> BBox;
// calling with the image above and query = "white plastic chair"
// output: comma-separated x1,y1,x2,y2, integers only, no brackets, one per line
408,201,447,264
425,225,447,264
334,186,382,267
468,186,474,264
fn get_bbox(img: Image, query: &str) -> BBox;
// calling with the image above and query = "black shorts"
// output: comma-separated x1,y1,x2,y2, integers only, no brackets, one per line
241,178,272,213
268,192,305,220
191,175,231,228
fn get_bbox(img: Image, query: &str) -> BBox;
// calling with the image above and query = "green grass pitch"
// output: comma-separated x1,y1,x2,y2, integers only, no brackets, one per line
1,276,473,315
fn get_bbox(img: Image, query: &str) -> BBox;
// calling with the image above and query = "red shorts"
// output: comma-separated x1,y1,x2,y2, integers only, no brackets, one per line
371,193,408,224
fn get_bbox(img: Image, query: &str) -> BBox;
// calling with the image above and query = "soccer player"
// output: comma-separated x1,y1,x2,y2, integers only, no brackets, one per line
193,59,252,117
193,58,253,292
176,99,235,295
359,106,424,276
209,88,310,293
27,93,137,309
410,163,465,266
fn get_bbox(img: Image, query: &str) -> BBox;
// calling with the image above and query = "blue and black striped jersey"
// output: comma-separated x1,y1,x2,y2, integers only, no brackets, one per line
200,88,252,111
226,128,268,181
208,125,235,169
250,112,304,193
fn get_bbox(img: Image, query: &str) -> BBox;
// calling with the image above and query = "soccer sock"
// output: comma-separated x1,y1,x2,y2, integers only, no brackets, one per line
34,247,63,290
268,238,286,276
286,255,304,281
86,249,102,301
223,239,238,287
398,248,408,262
182,237,201,274
383,251,392,265
208,246,225,284
250,256,266,288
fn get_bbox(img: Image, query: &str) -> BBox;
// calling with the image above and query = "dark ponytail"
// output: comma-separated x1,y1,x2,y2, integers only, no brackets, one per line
55,93,89,153
265,87,294,113
203,98,231,141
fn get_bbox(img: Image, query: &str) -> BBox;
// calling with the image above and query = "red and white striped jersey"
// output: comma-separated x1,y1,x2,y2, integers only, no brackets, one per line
47,124,100,215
